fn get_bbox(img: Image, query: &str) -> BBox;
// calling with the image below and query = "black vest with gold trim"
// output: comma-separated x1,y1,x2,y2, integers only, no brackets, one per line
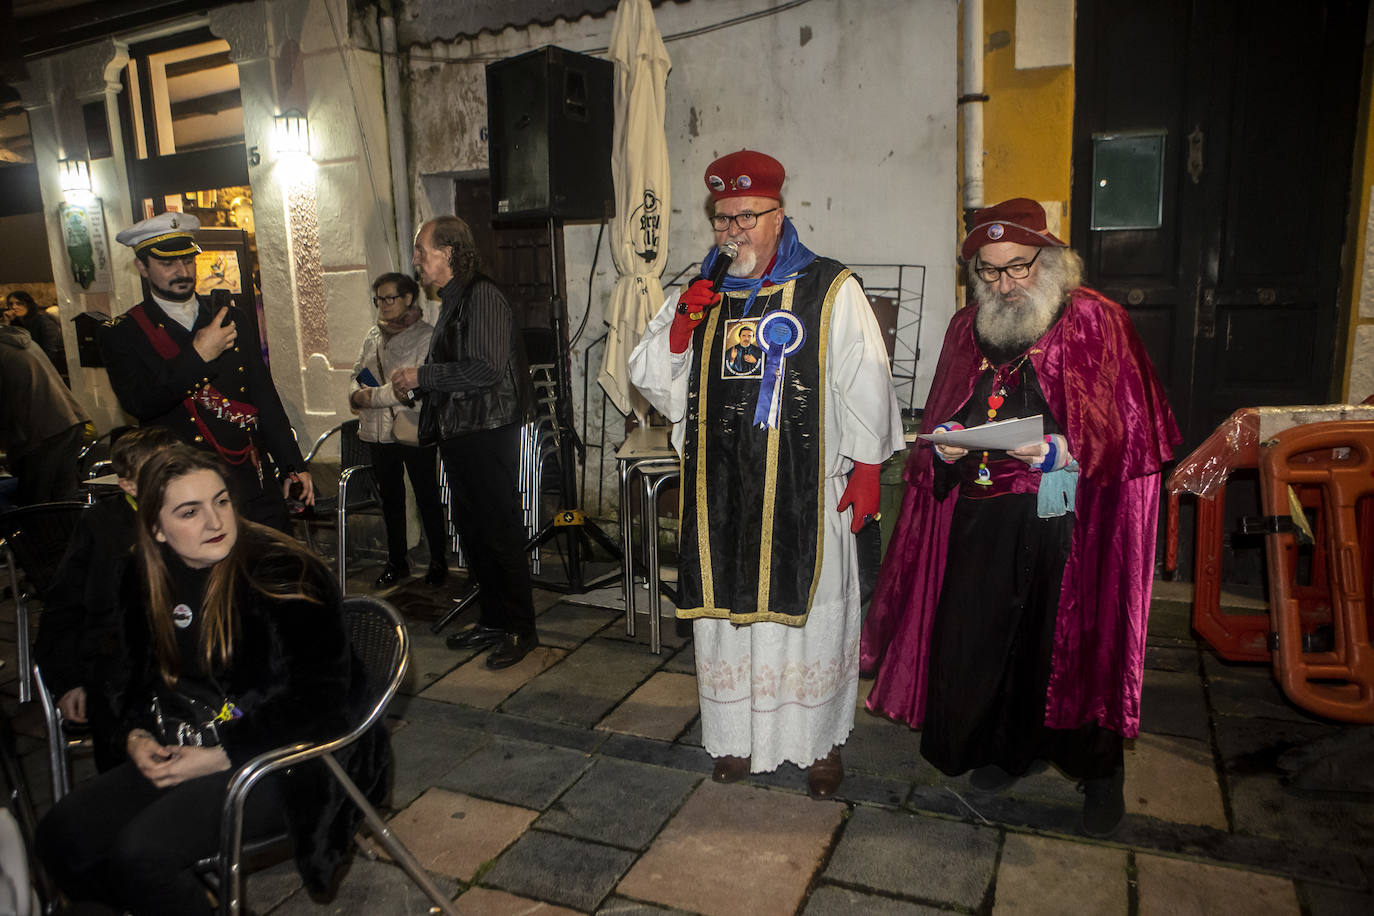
677,256,852,627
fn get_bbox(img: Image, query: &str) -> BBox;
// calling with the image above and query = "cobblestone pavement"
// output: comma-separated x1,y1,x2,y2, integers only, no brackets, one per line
5,569,1372,915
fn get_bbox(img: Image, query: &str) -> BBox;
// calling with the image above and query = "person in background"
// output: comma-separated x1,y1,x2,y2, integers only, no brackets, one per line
101,212,312,530
0,310,87,505
393,216,539,670
36,425,182,771
349,271,448,589
629,149,903,797
6,290,68,381
860,198,1180,838
36,444,389,915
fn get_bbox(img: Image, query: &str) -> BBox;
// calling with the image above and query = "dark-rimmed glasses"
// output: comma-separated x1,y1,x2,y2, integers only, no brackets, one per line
372,293,405,306
972,248,1040,283
709,207,779,232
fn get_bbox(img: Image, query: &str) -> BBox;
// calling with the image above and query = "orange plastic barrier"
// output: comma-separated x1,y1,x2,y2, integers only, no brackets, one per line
1166,406,1374,662
1257,421,1374,723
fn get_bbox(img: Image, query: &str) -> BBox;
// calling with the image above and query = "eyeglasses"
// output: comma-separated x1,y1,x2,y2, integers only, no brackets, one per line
372,293,406,306
709,207,779,232
972,248,1040,283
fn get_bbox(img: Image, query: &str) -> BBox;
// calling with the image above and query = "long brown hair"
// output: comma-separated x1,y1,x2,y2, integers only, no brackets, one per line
135,445,327,685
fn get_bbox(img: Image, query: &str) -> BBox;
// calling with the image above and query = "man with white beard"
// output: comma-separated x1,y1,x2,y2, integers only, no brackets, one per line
630,150,902,797
859,198,1180,838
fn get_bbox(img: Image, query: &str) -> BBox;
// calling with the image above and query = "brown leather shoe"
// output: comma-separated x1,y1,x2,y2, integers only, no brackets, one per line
711,755,750,784
807,747,844,799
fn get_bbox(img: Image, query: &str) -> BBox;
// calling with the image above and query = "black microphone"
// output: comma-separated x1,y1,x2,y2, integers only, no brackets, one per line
679,240,738,315
707,239,739,291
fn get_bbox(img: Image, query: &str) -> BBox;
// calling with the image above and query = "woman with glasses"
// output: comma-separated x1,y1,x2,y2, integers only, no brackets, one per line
349,272,448,588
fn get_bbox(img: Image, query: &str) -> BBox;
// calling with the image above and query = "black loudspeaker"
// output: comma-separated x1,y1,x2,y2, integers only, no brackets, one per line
486,46,614,221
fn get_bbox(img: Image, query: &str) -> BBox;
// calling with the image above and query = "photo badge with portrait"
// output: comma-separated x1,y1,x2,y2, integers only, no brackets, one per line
722,318,765,379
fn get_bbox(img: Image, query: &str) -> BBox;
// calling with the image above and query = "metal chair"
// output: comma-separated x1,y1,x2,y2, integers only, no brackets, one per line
295,420,383,586
0,502,88,705
208,595,454,916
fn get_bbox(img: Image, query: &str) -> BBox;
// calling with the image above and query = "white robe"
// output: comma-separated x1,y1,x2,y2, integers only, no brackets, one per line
629,276,904,771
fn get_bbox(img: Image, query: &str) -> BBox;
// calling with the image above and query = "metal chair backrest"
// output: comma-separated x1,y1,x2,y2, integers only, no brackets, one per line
0,501,89,596
340,595,407,727
337,419,370,472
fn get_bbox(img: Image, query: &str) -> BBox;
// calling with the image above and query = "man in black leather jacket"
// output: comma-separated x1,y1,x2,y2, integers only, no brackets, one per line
391,216,538,669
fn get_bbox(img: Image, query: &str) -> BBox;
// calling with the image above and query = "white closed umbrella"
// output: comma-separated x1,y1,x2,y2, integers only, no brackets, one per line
598,0,672,424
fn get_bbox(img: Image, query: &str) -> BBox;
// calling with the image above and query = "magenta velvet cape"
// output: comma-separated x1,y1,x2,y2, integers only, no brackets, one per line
861,288,1180,737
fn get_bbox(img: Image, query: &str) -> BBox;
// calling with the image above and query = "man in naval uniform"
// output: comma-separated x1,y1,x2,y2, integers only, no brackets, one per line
630,150,903,797
102,212,311,529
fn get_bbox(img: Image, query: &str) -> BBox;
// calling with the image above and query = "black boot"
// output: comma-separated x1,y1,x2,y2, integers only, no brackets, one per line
1080,765,1126,838
374,561,409,590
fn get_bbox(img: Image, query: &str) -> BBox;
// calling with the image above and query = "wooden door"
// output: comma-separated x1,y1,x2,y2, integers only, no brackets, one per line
1071,0,1367,450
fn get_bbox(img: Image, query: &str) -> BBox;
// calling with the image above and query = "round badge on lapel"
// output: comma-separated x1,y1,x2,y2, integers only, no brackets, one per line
757,311,805,357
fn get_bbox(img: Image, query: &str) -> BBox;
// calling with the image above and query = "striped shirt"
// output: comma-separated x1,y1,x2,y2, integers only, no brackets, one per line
418,278,511,392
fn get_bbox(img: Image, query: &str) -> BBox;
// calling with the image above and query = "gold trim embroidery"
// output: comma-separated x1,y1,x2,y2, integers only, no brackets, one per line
807,269,850,610
755,282,796,613
692,305,725,610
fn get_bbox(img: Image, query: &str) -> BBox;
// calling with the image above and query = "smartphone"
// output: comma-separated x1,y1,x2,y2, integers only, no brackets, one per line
356,367,381,387
210,289,234,327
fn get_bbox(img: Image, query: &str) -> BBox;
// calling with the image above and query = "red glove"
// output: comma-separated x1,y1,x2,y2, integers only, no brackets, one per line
837,461,882,534
669,279,722,353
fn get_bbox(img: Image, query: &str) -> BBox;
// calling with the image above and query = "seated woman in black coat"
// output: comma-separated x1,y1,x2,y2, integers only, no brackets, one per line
37,444,387,916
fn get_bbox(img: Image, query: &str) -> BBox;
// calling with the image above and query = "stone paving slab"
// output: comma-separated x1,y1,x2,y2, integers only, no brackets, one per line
991,834,1127,915
1299,882,1374,916
906,784,1081,836
386,787,537,881
536,757,701,850
824,807,999,909
268,858,459,915
1227,771,1374,850
400,621,471,696
618,781,845,916
1127,734,1227,829
598,732,714,775
1209,714,1339,770
387,718,488,810
484,829,637,911
596,671,700,741
501,637,666,727
536,601,620,649
452,886,583,915
1140,668,1211,740
436,735,593,809
597,896,697,915
1135,853,1301,916
1203,652,1323,723
802,885,946,915
663,641,696,675
1144,644,1200,673
421,645,568,710
845,708,929,781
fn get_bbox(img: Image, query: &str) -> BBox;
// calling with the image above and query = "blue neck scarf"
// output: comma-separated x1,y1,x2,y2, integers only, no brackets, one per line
700,217,817,316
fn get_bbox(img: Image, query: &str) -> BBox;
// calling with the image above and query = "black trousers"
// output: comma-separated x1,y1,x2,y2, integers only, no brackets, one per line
368,440,448,567
36,761,285,916
438,423,536,638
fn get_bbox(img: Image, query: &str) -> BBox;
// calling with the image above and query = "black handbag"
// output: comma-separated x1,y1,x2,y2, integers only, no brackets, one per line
148,686,233,747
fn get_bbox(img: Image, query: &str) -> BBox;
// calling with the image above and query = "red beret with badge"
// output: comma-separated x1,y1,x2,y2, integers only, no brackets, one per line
704,149,785,201
960,197,1066,261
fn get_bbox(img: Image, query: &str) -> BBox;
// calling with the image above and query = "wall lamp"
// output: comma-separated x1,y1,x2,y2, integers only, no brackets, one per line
59,158,93,202
274,108,310,158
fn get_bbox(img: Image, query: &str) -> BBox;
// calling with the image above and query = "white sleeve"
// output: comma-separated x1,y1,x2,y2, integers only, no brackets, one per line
628,290,692,424
827,276,905,467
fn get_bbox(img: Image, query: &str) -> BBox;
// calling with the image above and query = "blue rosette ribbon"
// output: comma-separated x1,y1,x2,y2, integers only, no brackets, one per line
752,311,806,428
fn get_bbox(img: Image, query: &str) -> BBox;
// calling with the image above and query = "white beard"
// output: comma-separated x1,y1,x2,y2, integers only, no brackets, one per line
727,247,757,278
973,256,1075,352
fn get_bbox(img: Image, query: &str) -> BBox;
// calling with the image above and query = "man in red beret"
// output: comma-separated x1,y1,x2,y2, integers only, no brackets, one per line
860,198,1181,837
630,150,902,797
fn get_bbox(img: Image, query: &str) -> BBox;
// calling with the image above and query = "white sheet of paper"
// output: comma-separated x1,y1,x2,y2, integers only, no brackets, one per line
917,415,1045,450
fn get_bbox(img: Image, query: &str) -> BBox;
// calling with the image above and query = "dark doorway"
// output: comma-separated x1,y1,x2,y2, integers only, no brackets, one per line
1071,0,1368,451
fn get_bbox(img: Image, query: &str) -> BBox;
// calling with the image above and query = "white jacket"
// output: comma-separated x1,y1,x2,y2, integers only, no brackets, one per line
349,319,434,445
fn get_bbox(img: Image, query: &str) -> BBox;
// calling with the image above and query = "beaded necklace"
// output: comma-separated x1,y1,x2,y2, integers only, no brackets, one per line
974,350,1033,486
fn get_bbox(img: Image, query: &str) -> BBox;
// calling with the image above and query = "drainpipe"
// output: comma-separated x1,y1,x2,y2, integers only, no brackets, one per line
379,0,412,268
959,0,986,213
